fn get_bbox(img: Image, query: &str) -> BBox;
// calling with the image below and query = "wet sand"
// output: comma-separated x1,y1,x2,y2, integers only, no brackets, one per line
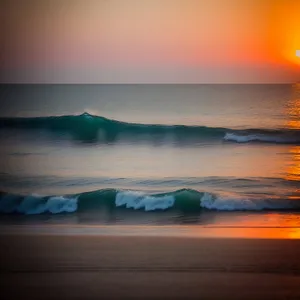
1,235,300,299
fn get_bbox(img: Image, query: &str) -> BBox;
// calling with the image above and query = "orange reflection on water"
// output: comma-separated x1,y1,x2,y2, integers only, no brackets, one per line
287,228,300,239
286,96,300,129
167,213,300,240
178,226,300,240
287,120,300,129
284,85,300,181
286,84,300,129
285,146,300,181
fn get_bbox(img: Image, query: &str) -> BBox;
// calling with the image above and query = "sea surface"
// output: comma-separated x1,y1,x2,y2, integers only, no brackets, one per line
0,84,300,238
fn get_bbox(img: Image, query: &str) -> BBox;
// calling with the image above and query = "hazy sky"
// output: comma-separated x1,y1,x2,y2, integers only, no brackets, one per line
0,0,300,83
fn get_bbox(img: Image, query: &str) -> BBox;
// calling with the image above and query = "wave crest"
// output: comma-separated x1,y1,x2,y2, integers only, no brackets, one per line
0,189,299,215
1,112,299,144
0,194,78,214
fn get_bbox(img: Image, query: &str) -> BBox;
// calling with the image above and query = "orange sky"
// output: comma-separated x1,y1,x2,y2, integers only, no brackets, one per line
0,0,299,83
266,0,300,66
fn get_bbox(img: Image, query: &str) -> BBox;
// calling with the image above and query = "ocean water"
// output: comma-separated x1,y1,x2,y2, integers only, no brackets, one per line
0,84,300,237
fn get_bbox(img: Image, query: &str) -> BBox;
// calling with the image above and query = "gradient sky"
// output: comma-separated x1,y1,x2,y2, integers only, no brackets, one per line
0,0,300,83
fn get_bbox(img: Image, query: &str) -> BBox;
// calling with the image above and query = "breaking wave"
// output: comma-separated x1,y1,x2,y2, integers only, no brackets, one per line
1,188,300,215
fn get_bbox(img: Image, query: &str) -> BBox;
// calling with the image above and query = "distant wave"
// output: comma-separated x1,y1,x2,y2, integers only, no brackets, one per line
224,132,300,144
0,112,299,144
1,188,300,215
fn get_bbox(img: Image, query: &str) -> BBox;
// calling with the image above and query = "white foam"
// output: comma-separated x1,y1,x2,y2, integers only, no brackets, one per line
81,112,94,120
0,195,78,215
17,196,46,214
116,191,175,211
46,196,78,214
224,132,298,143
200,194,297,211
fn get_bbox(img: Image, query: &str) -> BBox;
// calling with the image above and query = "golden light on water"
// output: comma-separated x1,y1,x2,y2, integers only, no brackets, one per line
286,84,300,129
285,146,300,181
288,228,300,239
286,97,300,129
287,120,300,129
284,84,300,181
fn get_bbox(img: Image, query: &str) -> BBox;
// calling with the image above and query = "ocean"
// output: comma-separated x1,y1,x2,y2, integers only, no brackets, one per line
0,84,300,237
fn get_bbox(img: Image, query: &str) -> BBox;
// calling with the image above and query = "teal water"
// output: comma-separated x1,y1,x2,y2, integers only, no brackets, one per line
0,84,299,229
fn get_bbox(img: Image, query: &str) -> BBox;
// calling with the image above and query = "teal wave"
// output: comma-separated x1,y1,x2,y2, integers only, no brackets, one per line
1,188,300,215
0,112,225,142
1,112,299,144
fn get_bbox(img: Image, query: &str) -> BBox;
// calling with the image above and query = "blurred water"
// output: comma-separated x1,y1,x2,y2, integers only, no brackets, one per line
0,84,299,232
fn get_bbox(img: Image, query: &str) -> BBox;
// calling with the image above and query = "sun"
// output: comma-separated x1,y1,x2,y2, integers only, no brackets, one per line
267,1,300,66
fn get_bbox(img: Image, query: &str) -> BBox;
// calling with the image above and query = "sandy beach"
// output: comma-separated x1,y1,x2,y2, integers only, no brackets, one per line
1,234,300,299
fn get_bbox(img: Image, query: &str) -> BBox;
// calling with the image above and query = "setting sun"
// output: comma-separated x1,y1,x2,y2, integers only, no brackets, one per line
266,0,300,67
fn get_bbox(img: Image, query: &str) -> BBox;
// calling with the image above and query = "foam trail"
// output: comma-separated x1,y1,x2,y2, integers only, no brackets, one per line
224,132,300,144
48,196,78,213
0,194,78,215
115,191,175,211
200,194,298,211
17,195,46,214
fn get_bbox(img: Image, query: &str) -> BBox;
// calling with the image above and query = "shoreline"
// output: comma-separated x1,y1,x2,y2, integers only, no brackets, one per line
1,223,300,239
1,234,300,299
